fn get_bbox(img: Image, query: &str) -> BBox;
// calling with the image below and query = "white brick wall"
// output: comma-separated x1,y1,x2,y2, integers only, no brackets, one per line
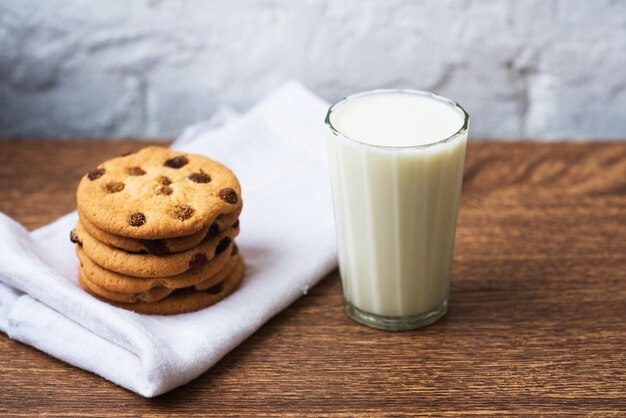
1,0,625,139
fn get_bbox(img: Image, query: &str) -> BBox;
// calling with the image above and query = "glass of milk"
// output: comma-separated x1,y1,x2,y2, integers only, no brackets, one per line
325,90,469,331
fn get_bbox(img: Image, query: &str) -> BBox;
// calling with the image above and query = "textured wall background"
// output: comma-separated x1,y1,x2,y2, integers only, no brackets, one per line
1,0,625,140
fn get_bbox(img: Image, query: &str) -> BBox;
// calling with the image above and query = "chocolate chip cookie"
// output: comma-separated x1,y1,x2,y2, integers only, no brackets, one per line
78,207,240,254
79,256,245,315
76,244,240,294
73,221,239,278
78,253,242,303
77,146,242,239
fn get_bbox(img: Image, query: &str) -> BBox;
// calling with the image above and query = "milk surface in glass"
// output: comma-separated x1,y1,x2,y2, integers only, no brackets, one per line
326,90,468,329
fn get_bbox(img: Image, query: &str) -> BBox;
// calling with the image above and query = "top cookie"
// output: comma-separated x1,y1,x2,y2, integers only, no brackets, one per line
76,146,242,239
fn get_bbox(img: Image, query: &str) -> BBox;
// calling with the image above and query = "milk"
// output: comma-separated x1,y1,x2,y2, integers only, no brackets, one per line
325,90,468,328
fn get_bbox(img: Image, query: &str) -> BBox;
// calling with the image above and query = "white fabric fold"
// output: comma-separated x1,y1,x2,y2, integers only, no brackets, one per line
0,82,337,397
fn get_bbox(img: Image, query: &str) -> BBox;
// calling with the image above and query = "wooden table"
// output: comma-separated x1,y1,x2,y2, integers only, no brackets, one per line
0,140,625,416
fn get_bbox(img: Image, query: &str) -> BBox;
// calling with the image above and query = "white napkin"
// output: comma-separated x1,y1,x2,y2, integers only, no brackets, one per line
0,82,337,397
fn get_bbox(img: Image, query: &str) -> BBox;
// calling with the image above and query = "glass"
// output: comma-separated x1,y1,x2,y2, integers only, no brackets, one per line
325,89,469,331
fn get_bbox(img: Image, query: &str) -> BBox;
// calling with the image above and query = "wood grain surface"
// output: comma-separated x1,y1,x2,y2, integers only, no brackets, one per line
0,139,624,416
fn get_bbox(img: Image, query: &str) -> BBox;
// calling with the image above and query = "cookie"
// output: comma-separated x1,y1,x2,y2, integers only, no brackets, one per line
73,221,239,277
76,244,240,294
194,249,240,291
79,270,172,303
76,146,242,239
78,254,242,303
78,207,240,254
79,257,245,315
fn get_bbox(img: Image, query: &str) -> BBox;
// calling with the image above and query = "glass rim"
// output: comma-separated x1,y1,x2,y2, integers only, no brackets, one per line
324,89,470,150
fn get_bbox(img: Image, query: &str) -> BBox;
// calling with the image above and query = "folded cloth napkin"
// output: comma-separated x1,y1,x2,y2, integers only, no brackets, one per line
0,82,337,397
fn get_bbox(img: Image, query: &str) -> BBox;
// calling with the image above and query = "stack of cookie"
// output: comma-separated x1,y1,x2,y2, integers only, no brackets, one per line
71,146,244,315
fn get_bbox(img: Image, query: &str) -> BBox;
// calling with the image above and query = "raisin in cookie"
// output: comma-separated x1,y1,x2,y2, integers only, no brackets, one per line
78,207,240,254
77,146,242,239
73,221,239,277
79,257,245,315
